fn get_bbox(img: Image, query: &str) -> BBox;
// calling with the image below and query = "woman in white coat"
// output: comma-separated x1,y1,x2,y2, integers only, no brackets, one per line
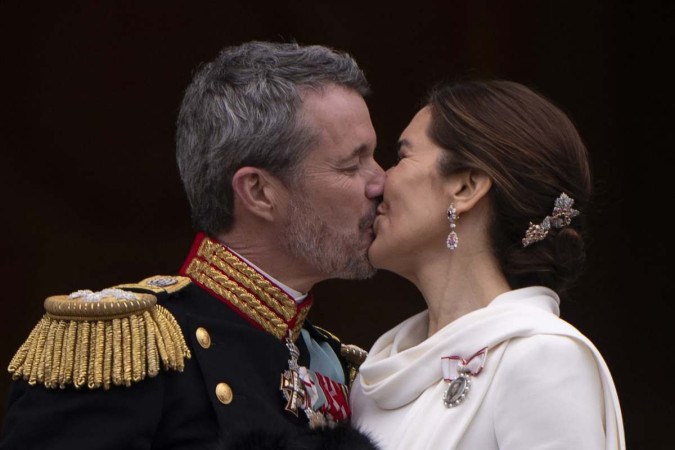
350,80,624,450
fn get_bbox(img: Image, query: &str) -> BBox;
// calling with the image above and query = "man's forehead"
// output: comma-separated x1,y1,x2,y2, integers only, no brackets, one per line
296,85,375,160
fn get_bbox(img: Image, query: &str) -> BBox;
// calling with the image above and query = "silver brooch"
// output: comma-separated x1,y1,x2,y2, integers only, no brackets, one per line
443,371,472,408
441,347,488,408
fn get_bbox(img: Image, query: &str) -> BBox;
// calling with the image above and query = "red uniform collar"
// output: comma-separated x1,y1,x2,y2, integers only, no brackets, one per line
180,233,312,341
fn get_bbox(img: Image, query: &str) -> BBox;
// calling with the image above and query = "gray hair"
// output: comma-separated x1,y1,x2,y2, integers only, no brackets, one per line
176,41,370,235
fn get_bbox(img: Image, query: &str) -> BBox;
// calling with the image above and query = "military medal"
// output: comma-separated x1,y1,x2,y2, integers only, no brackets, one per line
279,332,351,428
280,332,330,427
178,235,352,427
441,347,488,408
280,333,308,416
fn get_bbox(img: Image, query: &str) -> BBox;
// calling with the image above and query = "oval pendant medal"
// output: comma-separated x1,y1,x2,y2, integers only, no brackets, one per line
443,373,471,408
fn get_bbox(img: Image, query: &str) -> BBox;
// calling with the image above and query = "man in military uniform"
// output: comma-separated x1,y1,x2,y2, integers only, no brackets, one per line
1,41,384,449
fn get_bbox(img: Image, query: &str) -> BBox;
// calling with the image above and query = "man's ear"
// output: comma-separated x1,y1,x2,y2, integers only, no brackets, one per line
231,167,288,222
447,168,492,214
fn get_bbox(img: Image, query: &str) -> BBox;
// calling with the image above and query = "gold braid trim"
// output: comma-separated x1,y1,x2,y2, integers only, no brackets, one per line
74,320,90,388
29,316,50,385
294,304,311,337
92,321,105,388
151,307,174,369
112,318,123,386
43,319,57,383
8,292,191,390
209,254,294,321
86,322,97,388
189,237,310,341
121,317,132,386
156,306,190,371
198,240,296,319
186,259,289,339
102,322,113,390
129,314,143,382
48,320,66,388
143,310,159,378
62,321,77,387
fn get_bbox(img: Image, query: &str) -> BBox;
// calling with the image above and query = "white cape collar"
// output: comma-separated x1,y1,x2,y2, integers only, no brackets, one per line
357,286,624,449
358,286,562,409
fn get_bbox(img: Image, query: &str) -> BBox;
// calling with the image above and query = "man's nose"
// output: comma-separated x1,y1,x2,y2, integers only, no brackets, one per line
366,162,385,199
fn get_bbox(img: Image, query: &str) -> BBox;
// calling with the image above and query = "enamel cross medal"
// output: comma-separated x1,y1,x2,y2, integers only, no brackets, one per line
280,332,308,415
441,347,488,408
279,332,330,428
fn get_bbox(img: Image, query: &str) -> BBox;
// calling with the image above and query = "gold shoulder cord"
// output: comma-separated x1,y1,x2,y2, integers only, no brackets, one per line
341,343,368,388
8,276,192,390
313,325,368,388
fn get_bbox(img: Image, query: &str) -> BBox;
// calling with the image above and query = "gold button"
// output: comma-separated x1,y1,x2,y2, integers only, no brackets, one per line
215,382,233,405
195,327,211,349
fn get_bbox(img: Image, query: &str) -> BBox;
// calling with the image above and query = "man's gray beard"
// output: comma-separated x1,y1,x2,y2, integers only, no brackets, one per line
280,194,376,280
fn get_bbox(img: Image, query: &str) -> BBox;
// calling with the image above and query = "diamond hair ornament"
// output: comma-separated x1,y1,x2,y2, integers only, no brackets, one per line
522,193,580,247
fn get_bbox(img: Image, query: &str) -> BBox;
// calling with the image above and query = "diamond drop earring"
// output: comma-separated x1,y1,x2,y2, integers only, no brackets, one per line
446,203,459,250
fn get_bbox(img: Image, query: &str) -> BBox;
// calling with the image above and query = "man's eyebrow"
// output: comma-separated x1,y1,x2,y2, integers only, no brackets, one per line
335,144,371,164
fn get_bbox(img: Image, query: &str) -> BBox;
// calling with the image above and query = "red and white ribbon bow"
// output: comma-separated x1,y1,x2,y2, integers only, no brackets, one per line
441,347,489,381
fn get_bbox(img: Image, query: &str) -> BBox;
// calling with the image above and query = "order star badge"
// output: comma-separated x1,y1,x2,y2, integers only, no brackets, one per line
280,368,306,415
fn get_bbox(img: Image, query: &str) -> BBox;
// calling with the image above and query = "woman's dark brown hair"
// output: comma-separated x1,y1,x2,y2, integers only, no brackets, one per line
427,80,592,292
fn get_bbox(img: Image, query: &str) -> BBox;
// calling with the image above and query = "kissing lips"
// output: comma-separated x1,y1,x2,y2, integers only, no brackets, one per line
358,206,378,240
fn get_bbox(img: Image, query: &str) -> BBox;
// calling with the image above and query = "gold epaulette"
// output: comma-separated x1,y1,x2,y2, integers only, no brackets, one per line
8,275,192,390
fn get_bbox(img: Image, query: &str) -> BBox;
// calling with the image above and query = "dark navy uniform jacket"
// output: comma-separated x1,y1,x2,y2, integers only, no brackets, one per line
0,282,354,450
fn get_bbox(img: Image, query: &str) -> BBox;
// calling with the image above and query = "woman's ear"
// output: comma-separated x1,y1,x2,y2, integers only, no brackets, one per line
231,167,288,222
447,168,492,213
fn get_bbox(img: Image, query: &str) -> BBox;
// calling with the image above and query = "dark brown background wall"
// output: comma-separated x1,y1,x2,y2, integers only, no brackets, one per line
1,2,672,448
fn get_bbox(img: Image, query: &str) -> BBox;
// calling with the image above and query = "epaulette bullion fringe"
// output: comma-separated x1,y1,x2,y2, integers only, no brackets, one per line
8,276,192,390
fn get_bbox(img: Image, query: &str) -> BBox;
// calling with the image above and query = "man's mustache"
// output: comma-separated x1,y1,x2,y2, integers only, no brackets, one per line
359,203,379,230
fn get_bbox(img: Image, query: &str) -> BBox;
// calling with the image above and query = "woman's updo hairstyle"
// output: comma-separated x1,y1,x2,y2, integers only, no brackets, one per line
427,80,592,292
